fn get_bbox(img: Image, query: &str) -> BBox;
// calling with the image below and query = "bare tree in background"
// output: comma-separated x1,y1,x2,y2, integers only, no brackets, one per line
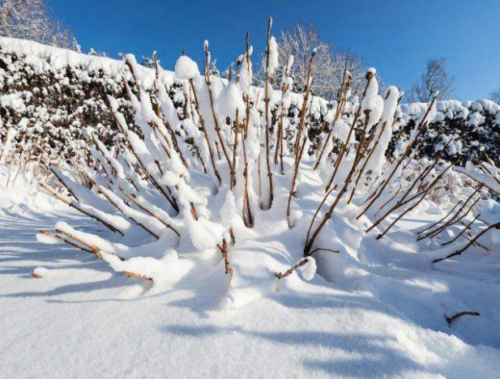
407,57,454,102
490,88,500,103
0,0,75,49
268,23,365,100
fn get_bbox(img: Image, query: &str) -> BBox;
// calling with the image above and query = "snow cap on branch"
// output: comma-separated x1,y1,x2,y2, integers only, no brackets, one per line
217,82,245,120
267,36,279,75
239,46,253,94
175,55,199,80
299,257,317,281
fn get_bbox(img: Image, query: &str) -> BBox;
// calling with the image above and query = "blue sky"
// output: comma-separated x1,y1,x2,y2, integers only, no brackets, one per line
51,0,499,100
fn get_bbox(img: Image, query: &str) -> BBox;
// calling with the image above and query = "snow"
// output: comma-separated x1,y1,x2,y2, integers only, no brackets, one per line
332,119,352,144
0,36,175,88
175,55,200,80
0,37,123,73
456,165,500,195
1,168,500,377
467,112,486,127
217,81,245,120
283,55,294,83
363,86,400,174
267,36,279,75
361,72,384,132
32,267,49,277
36,232,60,245
184,209,225,251
238,47,253,94
299,257,317,281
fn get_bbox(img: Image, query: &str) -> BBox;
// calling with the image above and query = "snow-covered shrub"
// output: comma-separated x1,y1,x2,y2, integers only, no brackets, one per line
1,28,498,308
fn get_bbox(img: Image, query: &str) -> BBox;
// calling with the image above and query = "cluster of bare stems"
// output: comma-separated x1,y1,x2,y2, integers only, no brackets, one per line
430,155,500,263
303,72,430,255
33,28,277,280
302,80,498,261
0,141,56,189
2,17,497,282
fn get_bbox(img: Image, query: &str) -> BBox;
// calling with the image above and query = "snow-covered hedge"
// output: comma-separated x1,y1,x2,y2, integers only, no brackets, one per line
391,100,500,166
3,36,499,168
0,37,178,164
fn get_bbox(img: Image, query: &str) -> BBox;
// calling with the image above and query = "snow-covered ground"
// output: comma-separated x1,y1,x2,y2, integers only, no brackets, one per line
1,168,499,378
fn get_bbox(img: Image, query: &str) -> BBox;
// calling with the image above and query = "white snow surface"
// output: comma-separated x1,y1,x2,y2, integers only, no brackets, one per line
1,166,500,378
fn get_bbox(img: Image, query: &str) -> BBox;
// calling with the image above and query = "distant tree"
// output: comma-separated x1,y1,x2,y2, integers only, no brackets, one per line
0,0,75,49
407,57,454,102
269,23,365,100
489,88,500,103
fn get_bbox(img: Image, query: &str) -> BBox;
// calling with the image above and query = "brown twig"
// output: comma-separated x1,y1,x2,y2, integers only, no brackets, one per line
419,191,481,241
263,16,275,209
293,49,316,155
433,222,500,263
222,238,232,275
275,258,309,280
188,78,222,184
314,56,350,170
441,213,481,246
40,183,124,236
124,271,153,281
376,165,452,240
204,41,233,173
39,230,94,255
286,136,307,227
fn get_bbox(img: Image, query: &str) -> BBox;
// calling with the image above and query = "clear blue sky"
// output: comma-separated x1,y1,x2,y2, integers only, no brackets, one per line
51,0,499,100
